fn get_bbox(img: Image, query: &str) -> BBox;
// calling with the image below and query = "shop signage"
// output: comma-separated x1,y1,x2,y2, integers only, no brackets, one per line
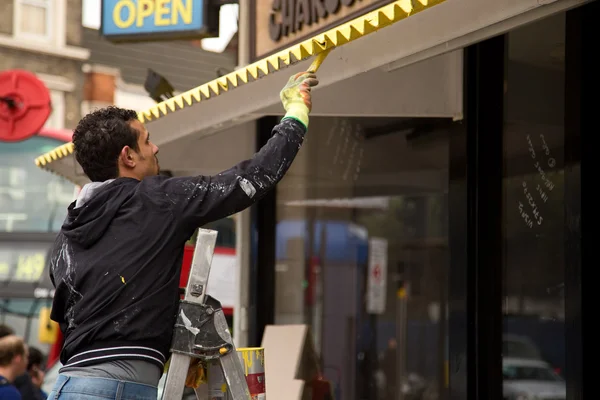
366,237,388,314
0,70,52,142
255,0,390,58
0,240,54,298
0,245,48,284
101,0,219,43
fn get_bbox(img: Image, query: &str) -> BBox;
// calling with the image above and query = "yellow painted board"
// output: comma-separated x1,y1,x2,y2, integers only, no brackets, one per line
34,0,445,176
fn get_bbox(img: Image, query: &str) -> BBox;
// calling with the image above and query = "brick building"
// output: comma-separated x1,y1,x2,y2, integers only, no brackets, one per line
0,7,237,353
0,0,88,130
80,27,236,118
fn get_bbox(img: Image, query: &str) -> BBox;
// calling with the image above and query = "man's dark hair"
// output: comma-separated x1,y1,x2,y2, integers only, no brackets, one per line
73,106,140,182
0,324,14,339
26,346,45,371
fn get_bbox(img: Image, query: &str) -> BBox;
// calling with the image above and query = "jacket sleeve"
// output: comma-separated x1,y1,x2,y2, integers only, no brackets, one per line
156,118,306,233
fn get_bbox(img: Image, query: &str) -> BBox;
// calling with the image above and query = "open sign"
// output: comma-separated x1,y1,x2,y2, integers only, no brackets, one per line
101,0,219,42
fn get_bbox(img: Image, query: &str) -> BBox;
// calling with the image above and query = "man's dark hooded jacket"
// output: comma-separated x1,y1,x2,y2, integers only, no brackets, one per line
49,118,306,370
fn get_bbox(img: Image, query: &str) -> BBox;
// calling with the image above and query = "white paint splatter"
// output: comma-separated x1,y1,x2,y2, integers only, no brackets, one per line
180,310,199,335
53,238,83,330
238,177,256,198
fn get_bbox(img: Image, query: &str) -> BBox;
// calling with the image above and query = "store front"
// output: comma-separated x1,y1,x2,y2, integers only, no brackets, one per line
253,5,590,398
247,2,589,400
34,0,592,398
1,129,77,353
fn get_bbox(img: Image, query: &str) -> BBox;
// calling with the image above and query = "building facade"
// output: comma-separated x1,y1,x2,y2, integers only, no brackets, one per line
0,0,88,351
80,26,237,117
0,0,88,130
34,0,592,398
246,4,589,399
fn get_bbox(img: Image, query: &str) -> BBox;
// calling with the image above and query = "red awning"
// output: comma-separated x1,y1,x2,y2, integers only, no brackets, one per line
38,127,73,143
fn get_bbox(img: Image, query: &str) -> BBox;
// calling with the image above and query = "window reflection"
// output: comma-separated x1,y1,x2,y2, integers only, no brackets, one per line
503,364,563,382
275,116,455,400
0,137,76,232
503,12,567,400
0,299,51,354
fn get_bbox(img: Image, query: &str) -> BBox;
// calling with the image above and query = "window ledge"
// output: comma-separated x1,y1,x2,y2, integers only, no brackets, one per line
0,35,89,61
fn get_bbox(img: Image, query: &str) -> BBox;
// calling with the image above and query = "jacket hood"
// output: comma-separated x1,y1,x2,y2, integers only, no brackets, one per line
62,178,136,248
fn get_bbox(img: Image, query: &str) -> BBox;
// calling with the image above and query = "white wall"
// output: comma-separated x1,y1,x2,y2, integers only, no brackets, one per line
114,89,158,112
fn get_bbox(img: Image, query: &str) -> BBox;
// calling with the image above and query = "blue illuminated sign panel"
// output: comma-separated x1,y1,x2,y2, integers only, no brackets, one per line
101,0,218,42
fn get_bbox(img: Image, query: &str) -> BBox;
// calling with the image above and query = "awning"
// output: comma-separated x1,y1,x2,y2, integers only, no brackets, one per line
34,0,447,185
35,0,586,186
38,127,73,142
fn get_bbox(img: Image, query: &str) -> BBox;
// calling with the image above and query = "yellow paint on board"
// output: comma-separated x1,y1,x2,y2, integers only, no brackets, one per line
34,0,446,181
38,307,59,344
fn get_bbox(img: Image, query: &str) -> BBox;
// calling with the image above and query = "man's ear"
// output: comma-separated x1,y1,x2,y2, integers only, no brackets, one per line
119,146,136,169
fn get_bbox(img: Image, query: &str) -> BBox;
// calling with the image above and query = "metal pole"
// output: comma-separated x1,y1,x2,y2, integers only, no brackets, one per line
234,210,251,349
237,0,250,67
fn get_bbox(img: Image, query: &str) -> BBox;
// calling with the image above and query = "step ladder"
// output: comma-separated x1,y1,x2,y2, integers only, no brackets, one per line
161,228,251,400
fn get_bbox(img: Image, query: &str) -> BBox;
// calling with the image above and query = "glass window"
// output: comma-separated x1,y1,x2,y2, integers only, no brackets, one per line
45,90,65,130
503,12,568,400
15,0,52,42
275,115,454,399
0,299,52,353
0,137,77,232
502,364,563,382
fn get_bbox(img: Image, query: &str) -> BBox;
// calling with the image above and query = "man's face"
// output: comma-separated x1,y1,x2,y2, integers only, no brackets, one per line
129,119,160,179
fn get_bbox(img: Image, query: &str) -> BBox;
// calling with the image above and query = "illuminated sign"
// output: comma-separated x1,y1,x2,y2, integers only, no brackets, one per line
101,0,219,43
0,240,55,299
0,248,47,283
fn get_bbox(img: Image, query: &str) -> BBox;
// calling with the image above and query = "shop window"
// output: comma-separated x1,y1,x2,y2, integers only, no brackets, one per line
14,0,54,43
0,137,76,232
0,299,51,354
275,115,456,399
502,12,568,399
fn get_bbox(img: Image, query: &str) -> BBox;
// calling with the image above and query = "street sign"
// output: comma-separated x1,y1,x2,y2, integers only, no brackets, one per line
366,237,388,314
0,70,52,142
101,0,220,43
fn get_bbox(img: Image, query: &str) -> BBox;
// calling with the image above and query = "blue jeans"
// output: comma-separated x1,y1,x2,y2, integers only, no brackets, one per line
48,375,158,400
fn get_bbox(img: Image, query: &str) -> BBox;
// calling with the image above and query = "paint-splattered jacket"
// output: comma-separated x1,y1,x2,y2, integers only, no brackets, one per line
48,118,306,372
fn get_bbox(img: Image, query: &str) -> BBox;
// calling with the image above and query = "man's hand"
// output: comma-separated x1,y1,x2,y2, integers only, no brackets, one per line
280,71,319,129
185,359,207,388
30,366,45,388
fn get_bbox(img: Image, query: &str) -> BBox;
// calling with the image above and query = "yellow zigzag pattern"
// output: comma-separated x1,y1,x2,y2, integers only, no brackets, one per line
35,0,444,171
136,0,444,123
35,142,74,167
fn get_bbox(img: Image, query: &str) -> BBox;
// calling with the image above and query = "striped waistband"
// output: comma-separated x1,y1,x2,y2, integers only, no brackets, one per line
65,345,166,369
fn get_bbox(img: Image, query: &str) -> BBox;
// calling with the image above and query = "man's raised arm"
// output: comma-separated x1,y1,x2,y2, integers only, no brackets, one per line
151,72,319,230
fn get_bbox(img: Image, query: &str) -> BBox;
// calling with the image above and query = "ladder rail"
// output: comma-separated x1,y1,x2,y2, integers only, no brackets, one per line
162,229,218,400
162,228,251,400
162,353,192,400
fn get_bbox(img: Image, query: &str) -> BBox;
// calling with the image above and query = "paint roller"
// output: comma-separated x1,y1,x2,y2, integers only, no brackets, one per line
307,48,333,73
